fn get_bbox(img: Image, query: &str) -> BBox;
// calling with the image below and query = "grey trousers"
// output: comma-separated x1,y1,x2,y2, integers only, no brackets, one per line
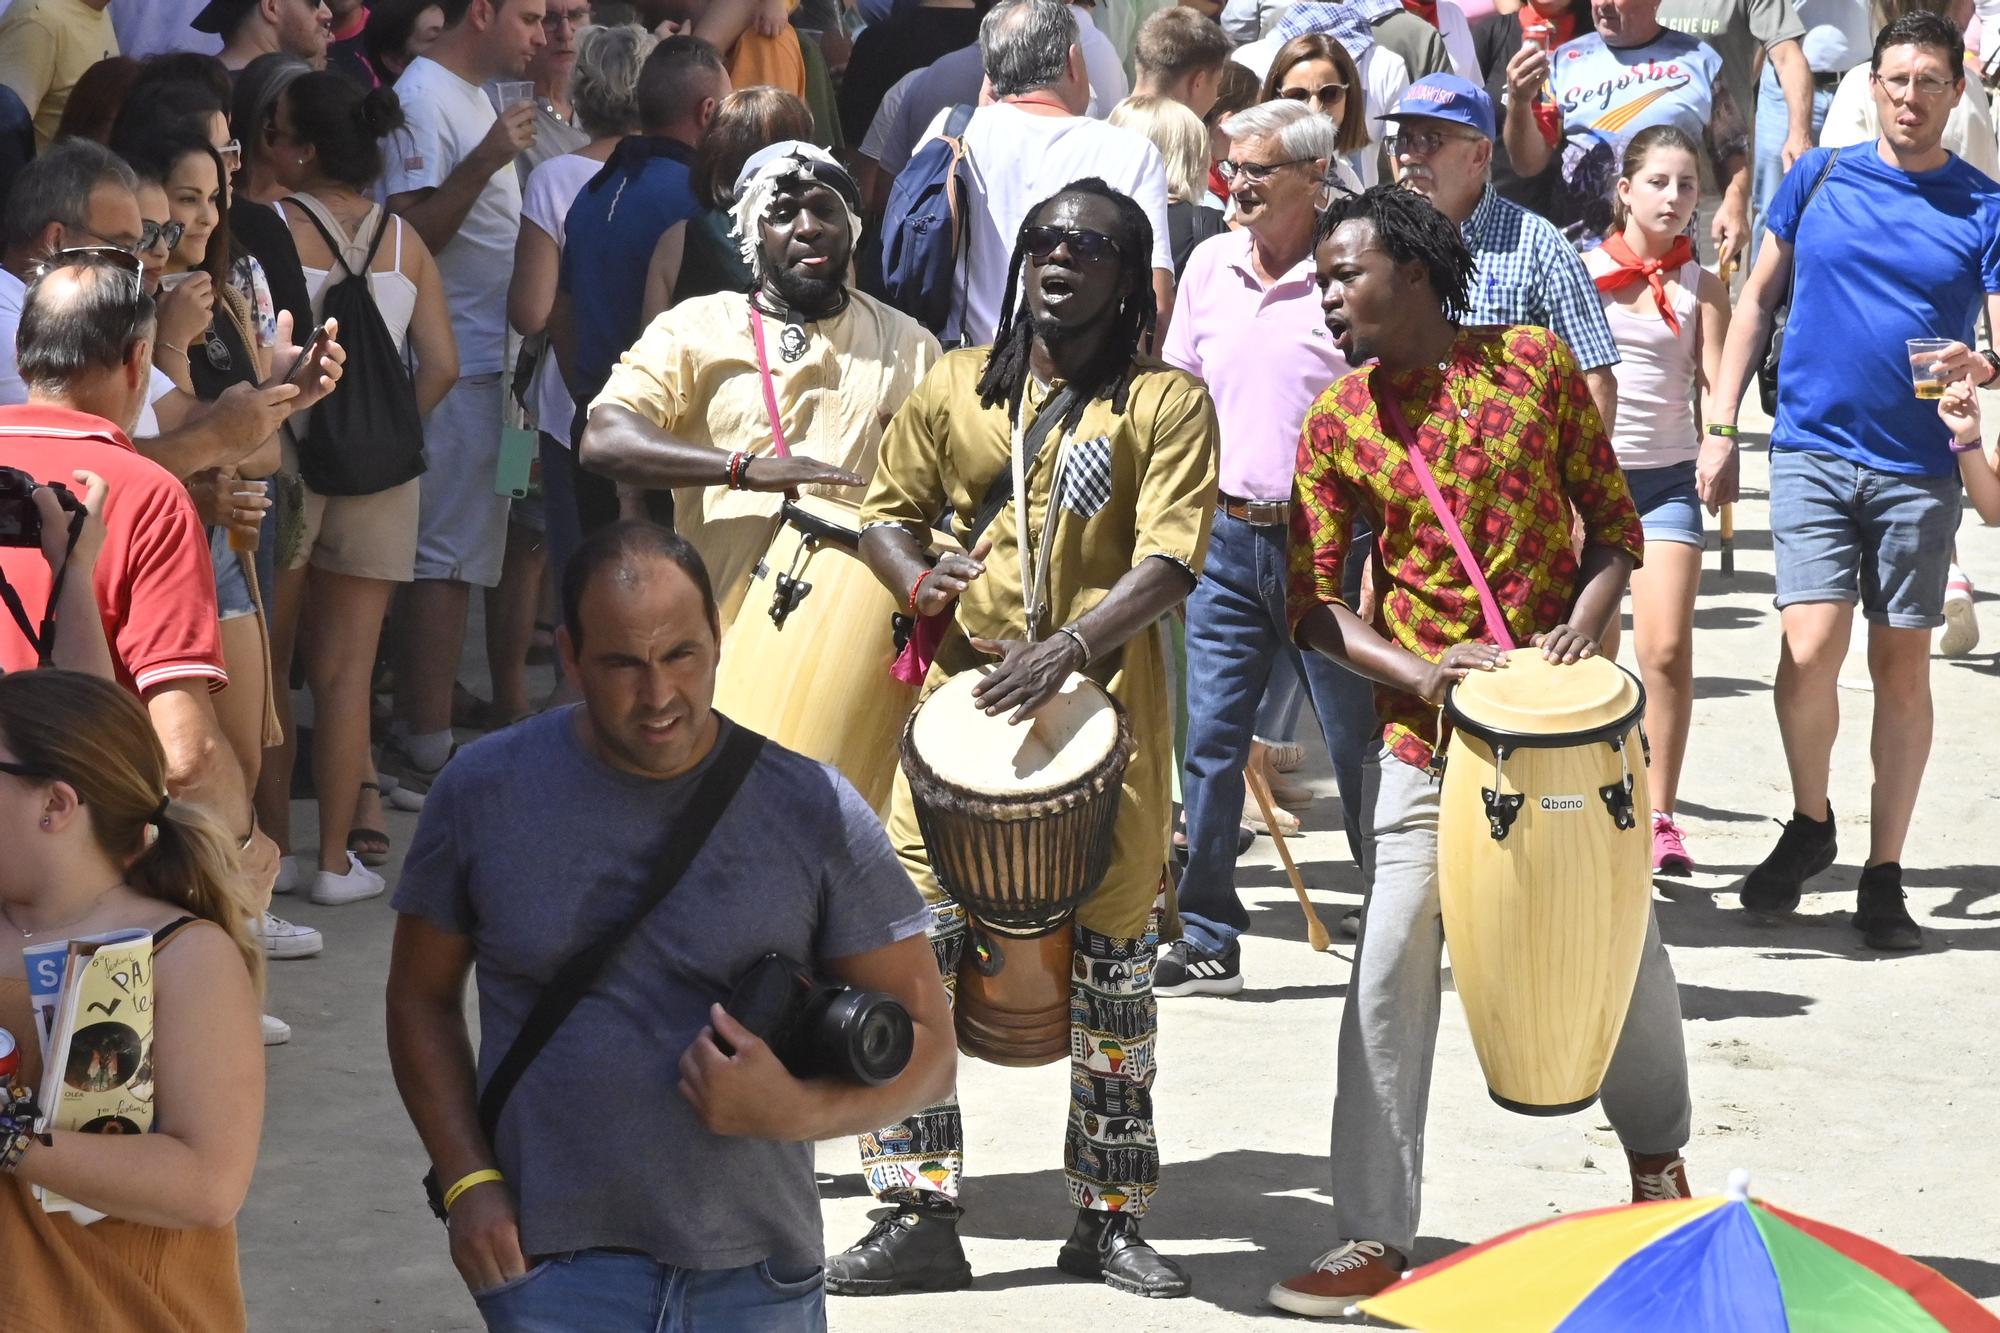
1330,748,1692,1256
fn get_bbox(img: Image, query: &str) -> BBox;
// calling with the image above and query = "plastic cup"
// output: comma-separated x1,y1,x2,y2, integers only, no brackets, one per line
226,479,268,553
489,81,535,115
1907,338,1954,400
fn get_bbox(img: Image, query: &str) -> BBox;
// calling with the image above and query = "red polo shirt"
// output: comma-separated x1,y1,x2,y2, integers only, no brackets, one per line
0,405,225,695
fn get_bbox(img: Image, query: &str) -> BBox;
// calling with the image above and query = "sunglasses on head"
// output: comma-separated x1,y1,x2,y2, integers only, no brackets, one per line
0,760,54,782
49,245,147,289
1023,225,1121,264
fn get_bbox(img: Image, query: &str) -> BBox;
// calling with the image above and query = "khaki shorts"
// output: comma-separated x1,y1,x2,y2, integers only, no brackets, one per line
288,477,421,582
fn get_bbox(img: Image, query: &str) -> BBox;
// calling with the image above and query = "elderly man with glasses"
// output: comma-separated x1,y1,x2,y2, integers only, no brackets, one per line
1386,73,1621,435
1155,98,1375,998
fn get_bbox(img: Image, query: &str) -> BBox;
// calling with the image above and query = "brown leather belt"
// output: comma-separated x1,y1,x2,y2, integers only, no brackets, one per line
1218,494,1292,526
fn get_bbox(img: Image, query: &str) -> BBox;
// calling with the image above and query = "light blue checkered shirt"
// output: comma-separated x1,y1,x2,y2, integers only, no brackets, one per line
1460,186,1621,371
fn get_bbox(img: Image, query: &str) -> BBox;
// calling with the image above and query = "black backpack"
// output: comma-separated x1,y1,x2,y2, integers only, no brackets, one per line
290,199,426,496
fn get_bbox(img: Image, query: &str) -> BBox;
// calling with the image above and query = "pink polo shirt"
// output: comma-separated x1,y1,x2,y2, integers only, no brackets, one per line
1161,227,1349,502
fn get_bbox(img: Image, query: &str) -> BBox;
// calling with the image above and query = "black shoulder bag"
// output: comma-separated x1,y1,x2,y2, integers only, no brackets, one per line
1758,147,1842,417
422,725,768,1220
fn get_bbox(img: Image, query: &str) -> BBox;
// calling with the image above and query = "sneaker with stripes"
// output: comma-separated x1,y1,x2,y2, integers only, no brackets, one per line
1155,937,1244,997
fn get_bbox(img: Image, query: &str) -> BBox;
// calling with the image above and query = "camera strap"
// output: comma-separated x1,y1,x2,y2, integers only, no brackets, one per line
0,507,86,668
423,722,768,1219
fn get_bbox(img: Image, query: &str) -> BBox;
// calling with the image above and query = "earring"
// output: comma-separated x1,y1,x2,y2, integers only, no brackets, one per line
40,817,51,829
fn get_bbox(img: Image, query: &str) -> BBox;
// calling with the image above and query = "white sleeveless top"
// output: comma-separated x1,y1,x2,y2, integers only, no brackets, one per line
1584,249,1700,470
284,196,420,355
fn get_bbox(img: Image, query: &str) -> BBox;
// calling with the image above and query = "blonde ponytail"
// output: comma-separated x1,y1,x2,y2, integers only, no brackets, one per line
129,800,266,999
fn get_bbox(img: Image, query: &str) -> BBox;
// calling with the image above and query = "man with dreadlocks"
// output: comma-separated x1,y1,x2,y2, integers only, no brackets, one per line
1266,186,1694,1317
579,140,940,623
834,179,1217,1300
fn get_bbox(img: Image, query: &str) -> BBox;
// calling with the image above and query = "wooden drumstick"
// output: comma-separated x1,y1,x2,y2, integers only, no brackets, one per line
1246,764,1331,952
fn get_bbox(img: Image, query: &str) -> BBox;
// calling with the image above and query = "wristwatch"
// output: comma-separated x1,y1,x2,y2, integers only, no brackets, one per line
1980,348,2000,386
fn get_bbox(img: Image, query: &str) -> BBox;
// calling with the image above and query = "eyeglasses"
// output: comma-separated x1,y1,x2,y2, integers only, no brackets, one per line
541,4,591,29
1280,82,1349,109
219,139,242,172
1386,128,1484,158
1216,156,1313,183
140,219,186,253
1872,71,1956,99
1023,225,1122,264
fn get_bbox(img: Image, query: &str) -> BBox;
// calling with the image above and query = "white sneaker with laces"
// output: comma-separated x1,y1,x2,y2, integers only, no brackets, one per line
309,852,386,906
261,1013,292,1046
254,911,323,959
273,855,303,896
1941,567,1979,657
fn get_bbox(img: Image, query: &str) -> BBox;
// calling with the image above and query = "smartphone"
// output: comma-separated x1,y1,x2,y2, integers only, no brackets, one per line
282,322,333,389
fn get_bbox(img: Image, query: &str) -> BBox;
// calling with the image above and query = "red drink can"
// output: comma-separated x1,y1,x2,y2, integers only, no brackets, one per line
1522,15,1553,50
0,1028,18,1082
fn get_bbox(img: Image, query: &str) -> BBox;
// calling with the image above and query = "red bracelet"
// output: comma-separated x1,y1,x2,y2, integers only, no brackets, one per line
909,568,935,612
727,452,748,489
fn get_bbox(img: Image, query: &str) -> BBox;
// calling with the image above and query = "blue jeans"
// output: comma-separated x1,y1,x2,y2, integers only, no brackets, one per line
1177,512,1376,950
475,1249,826,1332
1752,64,1834,262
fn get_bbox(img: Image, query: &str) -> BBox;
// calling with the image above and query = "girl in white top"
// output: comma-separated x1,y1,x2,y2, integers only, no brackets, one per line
1583,125,1731,877
270,71,458,906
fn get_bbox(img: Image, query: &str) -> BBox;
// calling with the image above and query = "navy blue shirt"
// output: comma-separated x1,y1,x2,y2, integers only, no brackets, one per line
1767,145,2000,478
560,138,703,404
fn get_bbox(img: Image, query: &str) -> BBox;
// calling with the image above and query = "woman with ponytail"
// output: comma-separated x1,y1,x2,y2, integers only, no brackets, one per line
261,70,458,908
0,669,263,1332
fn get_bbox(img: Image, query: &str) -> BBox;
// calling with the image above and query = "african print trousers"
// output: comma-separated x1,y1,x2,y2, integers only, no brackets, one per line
856,898,1162,1216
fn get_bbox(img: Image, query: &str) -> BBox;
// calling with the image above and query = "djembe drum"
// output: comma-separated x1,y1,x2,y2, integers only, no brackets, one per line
900,669,1133,1066
1437,649,1652,1115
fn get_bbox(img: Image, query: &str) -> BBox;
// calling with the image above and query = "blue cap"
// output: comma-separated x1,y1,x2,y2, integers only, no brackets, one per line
1379,74,1496,140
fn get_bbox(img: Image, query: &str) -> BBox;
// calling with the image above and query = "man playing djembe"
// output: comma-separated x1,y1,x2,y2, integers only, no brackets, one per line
833,179,1218,1300
1267,187,1695,1317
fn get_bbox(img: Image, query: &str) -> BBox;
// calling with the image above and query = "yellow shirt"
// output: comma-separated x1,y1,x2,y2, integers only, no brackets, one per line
0,0,117,150
590,289,940,621
862,349,1219,939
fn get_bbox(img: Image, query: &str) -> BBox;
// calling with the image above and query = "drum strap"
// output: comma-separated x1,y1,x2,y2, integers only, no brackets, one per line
747,304,794,459
1377,380,1518,653
1007,384,1085,639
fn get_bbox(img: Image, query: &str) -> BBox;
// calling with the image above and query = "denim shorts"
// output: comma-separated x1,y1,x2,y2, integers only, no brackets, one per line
1769,447,1962,629
1622,460,1703,547
209,528,256,621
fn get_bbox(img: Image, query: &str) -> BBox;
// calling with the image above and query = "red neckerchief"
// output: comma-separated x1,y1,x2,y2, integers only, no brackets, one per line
1404,0,1440,25
1593,232,1694,334
1208,160,1228,203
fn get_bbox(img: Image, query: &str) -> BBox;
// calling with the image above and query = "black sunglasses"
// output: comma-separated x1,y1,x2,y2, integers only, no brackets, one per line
140,219,186,253
1023,225,1121,264
0,759,54,782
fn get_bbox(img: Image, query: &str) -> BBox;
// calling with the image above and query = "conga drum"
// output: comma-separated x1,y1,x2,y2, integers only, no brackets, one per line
714,497,951,812
900,669,1134,1067
1436,649,1651,1115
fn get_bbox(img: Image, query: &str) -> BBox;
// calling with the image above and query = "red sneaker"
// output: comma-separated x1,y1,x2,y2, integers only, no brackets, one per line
1629,1150,1692,1203
1266,1241,1401,1317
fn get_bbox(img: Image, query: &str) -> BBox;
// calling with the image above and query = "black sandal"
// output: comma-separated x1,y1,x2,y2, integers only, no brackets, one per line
348,783,391,867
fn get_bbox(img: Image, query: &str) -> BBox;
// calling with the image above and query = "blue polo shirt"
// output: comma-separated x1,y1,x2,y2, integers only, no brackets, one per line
560,138,703,408
1767,146,2000,478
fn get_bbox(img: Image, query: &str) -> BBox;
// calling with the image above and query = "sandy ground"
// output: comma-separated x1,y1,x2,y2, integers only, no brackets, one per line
240,430,2000,1331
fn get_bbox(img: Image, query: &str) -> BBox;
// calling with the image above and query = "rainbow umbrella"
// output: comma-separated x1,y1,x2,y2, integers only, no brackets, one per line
1355,1171,2000,1332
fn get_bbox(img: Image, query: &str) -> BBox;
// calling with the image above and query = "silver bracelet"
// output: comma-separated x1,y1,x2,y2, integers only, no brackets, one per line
1056,624,1091,668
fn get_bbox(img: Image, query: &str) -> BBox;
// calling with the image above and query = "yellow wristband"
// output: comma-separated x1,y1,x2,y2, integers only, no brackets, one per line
442,1168,505,1213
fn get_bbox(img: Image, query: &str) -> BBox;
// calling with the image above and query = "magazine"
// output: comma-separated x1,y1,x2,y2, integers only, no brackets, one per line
32,930,157,1221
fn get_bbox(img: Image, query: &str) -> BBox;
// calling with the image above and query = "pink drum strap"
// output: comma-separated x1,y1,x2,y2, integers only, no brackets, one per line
1376,382,1518,653
747,304,792,459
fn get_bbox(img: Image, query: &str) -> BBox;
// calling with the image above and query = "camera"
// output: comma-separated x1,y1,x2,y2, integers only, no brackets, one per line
724,954,914,1086
0,467,80,549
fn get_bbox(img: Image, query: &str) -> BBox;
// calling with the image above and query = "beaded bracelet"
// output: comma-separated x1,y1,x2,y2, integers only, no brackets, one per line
908,568,935,613
727,452,752,490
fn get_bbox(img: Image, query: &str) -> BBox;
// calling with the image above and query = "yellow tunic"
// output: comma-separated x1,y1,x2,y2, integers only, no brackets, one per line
862,349,1219,940
590,290,941,622
0,0,117,151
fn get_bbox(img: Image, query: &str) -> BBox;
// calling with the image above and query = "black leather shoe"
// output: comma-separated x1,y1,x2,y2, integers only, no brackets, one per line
1056,1210,1191,1298
1853,863,1923,951
824,1202,973,1296
1741,809,1837,915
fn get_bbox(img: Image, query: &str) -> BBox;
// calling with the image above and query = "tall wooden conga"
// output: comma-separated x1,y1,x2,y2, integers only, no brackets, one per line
901,670,1133,1067
1437,649,1651,1115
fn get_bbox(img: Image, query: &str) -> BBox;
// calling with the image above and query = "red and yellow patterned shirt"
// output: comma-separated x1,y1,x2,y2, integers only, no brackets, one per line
1286,325,1644,770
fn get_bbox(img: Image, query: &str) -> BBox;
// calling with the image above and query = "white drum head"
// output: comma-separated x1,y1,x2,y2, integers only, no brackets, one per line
910,670,1118,797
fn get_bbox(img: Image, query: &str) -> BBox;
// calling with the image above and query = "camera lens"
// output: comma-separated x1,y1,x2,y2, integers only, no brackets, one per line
816,989,914,1087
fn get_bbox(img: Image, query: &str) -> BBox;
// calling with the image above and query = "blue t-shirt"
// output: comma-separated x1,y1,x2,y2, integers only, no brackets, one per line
1766,146,2000,478
559,140,703,406
391,707,930,1269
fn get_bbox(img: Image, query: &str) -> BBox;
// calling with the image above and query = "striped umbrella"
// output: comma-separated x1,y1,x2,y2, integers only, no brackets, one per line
1355,1171,1999,1332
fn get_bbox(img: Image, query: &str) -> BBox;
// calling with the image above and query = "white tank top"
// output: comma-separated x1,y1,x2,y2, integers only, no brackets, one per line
284,196,420,355
1585,250,1700,470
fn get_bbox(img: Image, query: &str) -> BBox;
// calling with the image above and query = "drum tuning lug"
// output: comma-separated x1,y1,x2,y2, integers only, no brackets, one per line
891,611,914,652
768,573,812,628
1599,777,1637,830
1481,787,1525,841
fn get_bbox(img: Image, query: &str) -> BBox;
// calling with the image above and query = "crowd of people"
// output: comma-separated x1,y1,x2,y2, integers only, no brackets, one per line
0,0,1997,1327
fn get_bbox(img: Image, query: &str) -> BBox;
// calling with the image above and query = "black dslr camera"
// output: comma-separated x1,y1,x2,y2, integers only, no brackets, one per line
724,954,914,1086
0,467,81,548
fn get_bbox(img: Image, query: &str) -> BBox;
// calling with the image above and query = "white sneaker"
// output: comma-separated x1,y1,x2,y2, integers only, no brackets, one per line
261,1013,292,1046
309,852,386,906
273,855,303,896
378,775,426,813
254,911,323,959
1941,567,1979,657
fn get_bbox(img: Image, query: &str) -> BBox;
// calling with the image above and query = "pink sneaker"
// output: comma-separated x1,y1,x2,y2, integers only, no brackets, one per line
1652,811,1694,876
